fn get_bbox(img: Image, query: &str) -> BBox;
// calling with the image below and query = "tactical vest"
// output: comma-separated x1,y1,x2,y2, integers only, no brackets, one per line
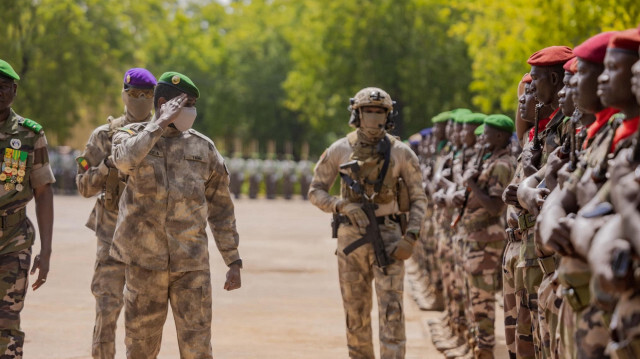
341,131,397,205
0,112,41,214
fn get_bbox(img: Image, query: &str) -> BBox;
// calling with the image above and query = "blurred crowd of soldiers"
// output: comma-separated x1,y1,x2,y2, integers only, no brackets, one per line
405,27,640,359
226,139,315,200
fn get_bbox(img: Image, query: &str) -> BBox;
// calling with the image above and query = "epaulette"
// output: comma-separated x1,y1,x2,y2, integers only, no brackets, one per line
18,118,43,134
187,129,216,149
117,127,136,136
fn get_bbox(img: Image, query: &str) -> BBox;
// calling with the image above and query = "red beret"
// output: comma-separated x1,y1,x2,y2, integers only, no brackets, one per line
527,46,574,66
574,32,617,64
608,28,640,53
563,57,577,74
522,73,532,83
570,58,578,73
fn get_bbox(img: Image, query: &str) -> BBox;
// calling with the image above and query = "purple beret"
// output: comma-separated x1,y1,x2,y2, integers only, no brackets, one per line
123,68,156,89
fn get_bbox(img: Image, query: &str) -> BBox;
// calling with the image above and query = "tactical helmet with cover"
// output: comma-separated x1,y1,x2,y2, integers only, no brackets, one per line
348,87,396,130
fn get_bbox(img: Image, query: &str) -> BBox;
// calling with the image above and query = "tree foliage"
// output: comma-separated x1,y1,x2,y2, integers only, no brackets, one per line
2,0,638,156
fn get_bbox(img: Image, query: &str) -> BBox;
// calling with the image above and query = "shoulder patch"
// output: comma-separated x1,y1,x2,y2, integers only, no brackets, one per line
76,157,89,171
18,118,43,134
117,127,136,136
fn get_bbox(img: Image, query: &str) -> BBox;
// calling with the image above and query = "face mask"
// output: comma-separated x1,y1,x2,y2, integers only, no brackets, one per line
122,91,153,122
173,107,197,131
359,111,387,139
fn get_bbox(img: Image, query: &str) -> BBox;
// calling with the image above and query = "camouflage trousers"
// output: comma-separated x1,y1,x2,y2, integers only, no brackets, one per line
451,234,468,332
575,304,610,359
503,237,536,359
123,265,213,359
0,248,30,359
609,288,640,359
424,216,442,296
538,271,561,359
463,228,505,351
91,256,125,359
516,231,542,358
337,220,405,359
556,289,577,359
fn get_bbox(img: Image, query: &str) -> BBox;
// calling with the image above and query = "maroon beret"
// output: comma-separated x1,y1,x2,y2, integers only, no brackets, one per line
608,28,640,54
563,57,577,74
123,68,157,89
527,46,574,66
573,32,617,63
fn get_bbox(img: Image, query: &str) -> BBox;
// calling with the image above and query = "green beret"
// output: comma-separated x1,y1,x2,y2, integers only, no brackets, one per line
474,124,485,136
460,113,487,125
432,111,452,123
484,114,515,133
158,71,199,98
0,59,20,81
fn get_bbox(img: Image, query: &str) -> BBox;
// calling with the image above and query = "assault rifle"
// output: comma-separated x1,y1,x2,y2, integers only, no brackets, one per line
450,144,489,228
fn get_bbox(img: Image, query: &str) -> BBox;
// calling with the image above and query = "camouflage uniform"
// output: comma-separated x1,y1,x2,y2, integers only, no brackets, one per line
0,109,55,358
110,122,241,358
76,114,135,359
462,147,515,355
227,155,245,199
246,156,263,199
281,157,297,200
309,130,427,358
297,159,314,200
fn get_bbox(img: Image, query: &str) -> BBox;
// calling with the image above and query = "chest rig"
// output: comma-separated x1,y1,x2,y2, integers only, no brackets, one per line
340,132,396,204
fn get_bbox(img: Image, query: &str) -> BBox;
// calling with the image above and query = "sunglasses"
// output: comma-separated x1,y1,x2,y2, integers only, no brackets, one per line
125,88,154,99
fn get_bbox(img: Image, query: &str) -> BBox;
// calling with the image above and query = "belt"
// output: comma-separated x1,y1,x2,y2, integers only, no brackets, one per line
518,213,536,231
538,255,556,276
506,227,522,242
0,209,27,229
336,214,402,226
561,284,590,312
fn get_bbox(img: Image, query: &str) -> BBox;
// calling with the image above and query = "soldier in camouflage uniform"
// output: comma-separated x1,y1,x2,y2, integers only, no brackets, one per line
0,59,55,358
263,140,280,199
110,71,242,358
75,68,156,359
246,140,262,199
297,142,314,200
228,138,245,199
456,114,516,359
281,141,297,200
309,87,427,358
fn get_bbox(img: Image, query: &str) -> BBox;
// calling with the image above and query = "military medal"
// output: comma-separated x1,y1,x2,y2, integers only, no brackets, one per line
15,183,23,192
10,139,21,150
17,151,27,184
0,174,5,181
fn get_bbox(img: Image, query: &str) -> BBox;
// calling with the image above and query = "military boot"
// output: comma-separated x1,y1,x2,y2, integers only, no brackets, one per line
421,290,445,311
435,336,465,352
444,341,470,358
474,348,494,359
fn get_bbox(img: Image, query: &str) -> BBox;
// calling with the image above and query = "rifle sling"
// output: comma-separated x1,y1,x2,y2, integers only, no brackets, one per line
343,237,370,256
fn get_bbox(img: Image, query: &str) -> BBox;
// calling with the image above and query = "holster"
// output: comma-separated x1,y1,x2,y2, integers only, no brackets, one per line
104,168,125,212
609,337,640,359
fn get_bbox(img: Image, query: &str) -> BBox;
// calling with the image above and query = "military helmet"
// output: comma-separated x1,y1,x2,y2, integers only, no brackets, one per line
348,87,397,129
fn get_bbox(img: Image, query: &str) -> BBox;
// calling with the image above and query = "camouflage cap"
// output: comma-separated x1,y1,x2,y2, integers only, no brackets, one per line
460,113,486,125
158,71,200,98
484,114,514,133
0,59,19,81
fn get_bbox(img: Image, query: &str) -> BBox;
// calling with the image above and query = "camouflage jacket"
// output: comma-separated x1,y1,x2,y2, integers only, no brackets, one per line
463,147,516,233
0,109,55,254
309,130,427,234
76,114,131,247
110,121,240,271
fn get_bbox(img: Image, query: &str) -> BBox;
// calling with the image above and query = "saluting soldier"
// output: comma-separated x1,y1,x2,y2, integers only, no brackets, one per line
0,59,55,357
76,68,156,359
110,72,242,358
309,87,427,358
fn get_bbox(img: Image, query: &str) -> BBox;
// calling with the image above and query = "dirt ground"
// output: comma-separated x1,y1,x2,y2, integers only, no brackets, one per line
21,195,507,358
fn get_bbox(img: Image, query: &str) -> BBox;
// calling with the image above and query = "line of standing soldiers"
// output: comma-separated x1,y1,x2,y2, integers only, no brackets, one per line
226,139,315,200
406,27,640,359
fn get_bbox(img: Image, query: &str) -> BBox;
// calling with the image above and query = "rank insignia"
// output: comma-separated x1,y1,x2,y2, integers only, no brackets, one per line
117,127,136,136
10,139,21,149
172,75,180,84
76,157,89,171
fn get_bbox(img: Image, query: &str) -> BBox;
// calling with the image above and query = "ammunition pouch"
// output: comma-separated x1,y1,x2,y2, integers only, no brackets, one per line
609,337,640,359
0,208,27,229
561,284,590,312
104,168,125,212
397,178,410,213
538,255,556,276
517,213,536,231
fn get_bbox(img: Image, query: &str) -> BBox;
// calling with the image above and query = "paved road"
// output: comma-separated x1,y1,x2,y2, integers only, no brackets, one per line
21,195,507,358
